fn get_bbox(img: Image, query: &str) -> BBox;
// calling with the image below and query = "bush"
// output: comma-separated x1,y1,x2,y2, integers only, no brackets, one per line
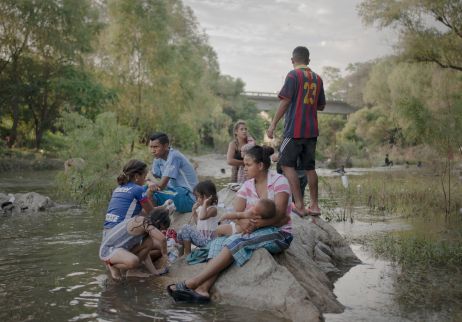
56,111,140,210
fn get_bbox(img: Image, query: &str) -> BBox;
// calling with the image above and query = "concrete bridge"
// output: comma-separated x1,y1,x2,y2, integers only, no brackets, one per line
242,91,357,115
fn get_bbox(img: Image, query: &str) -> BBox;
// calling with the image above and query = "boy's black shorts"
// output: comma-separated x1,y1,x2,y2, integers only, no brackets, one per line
279,137,317,171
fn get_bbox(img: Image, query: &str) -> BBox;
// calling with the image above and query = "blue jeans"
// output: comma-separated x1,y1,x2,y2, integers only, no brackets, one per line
153,187,195,213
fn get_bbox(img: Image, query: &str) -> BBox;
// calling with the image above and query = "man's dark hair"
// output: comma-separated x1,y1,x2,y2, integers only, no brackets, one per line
292,46,310,64
149,132,169,145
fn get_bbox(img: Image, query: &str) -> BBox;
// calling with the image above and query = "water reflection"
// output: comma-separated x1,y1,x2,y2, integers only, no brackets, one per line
2,170,460,321
325,245,410,322
326,220,462,322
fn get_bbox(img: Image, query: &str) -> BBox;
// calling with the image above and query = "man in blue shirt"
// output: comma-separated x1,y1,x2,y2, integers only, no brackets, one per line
149,132,198,213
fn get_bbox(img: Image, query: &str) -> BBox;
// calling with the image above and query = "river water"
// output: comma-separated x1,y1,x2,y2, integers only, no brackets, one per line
0,171,282,322
0,170,460,321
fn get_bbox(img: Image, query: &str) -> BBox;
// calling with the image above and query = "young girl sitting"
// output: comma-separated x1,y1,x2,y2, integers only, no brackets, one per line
216,198,276,236
177,180,219,255
99,159,175,280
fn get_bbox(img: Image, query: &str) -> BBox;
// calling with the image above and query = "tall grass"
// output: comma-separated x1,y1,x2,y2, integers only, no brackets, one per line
372,231,462,269
319,168,462,220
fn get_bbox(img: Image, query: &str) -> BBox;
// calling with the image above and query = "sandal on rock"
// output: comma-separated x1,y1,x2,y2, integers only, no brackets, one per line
167,281,210,304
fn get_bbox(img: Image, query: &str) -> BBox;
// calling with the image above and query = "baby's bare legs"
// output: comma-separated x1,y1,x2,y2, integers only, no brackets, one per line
216,222,243,237
215,224,233,237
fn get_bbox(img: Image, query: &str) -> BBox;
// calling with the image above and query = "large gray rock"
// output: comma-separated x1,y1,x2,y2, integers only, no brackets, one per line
0,192,55,215
165,187,360,322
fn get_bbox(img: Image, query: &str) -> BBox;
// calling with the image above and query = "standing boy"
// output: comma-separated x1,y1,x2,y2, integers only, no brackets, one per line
267,46,325,216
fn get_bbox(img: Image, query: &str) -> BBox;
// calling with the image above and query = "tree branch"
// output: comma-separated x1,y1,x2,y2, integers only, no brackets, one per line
414,56,462,72
432,9,462,39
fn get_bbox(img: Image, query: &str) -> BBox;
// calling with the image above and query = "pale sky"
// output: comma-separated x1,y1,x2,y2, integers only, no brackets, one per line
182,0,396,92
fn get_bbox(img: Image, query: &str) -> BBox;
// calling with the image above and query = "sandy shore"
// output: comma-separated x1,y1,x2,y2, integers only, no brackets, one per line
191,154,229,179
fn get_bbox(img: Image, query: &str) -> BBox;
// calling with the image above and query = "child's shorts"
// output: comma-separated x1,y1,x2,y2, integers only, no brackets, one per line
99,219,144,261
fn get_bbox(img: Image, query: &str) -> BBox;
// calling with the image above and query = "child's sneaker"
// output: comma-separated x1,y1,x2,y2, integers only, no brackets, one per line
163,199,176,215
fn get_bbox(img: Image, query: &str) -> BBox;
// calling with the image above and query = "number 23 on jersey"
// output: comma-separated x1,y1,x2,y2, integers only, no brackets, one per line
303,82,317,105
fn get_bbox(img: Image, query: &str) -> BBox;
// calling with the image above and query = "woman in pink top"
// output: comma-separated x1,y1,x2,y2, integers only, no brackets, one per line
168,145,293,303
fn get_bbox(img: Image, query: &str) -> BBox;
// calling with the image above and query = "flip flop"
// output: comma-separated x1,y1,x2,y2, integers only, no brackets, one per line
306,207,321,216
167,281,210,304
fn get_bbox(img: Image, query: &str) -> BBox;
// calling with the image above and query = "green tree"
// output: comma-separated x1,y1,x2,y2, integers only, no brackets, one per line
0,0,37,147
0,0,108,149
323,61,374,108
96,0,225,150
339,106,390,148
358,0,462,72
322,66,347,101
214,75,265,143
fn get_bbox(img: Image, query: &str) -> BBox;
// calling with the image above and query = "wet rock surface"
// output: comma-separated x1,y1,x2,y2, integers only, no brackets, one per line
0,192,55,215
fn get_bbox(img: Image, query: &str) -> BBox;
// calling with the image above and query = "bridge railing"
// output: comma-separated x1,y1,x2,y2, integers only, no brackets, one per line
242,91,345,103
242,91,278,98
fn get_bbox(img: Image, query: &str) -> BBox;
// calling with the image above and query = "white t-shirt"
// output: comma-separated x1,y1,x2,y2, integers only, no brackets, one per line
196,205,219,240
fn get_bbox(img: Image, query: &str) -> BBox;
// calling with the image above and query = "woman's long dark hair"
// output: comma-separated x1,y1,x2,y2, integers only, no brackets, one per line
117,159,147,185
245,145,274,170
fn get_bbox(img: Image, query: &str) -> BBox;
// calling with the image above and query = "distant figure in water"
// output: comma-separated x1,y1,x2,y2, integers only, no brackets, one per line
333,165,346,175
384,154,393,167
417,161,422,168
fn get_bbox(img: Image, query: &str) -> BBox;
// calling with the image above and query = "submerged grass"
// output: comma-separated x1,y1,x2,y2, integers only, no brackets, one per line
319,166,462,319
372,230,462,269
318,167,462,267
318,167,462,221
